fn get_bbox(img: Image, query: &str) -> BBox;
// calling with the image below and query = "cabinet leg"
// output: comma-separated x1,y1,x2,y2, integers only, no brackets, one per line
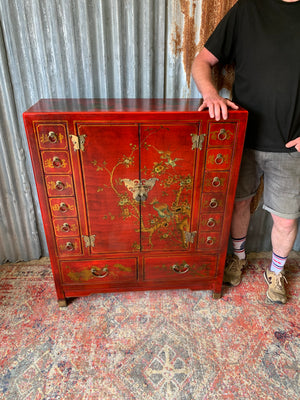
58,299,68,308
212,291,222,299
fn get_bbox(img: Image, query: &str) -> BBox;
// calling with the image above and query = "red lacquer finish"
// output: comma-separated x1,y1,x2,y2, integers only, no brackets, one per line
139,124,198,252
23,98,248,306
79,123,140,253
45,175,74,197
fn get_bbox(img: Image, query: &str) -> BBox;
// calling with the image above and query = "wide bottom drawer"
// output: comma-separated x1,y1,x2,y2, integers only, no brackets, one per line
143,255,217,281
60,258,138,284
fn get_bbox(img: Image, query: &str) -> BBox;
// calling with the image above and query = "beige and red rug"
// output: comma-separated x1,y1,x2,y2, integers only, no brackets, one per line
0,253,299,400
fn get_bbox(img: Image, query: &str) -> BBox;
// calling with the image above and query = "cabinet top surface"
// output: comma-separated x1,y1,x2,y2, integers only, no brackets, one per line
24,98,247,116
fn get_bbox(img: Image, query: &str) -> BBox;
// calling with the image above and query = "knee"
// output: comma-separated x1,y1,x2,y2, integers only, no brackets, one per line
272,214,297,233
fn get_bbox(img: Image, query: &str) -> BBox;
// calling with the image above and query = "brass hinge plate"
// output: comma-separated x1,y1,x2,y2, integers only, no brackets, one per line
191,134,206,150
122,178,158,202
184,231,197,244
82,234,96,247
70,134,86,151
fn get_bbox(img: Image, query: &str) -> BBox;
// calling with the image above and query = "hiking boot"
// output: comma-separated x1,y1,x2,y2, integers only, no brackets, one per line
223,255,247,286
264,269,287,304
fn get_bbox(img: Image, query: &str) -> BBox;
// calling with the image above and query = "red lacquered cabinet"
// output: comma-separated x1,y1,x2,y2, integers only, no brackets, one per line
23,99,248,307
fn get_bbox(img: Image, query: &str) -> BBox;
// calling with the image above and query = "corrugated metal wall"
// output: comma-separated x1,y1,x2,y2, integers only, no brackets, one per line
0,0,299,263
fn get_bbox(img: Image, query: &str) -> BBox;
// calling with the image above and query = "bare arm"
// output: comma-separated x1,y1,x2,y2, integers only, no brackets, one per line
191,47,238,120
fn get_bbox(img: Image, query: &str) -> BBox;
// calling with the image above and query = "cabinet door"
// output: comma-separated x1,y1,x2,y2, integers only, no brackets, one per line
140,124,199,251
78,124,140,253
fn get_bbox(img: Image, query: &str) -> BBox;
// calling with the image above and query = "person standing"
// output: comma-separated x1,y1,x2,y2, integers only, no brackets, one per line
192,0,300,304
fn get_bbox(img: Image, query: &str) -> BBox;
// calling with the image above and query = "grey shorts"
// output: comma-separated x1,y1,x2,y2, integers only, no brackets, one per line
235,148,300,219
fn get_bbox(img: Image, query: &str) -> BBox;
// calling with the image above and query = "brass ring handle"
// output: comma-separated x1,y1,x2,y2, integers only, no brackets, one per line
59,202,69,212
65,242,74,251
215,154,224,165
209,198,218,209
172,263,190,274
91,267,109,278
212,177,221,187
218,129,227,141
61,223,70,232
207,218,216,228
48,131,58,143
55,181,65,191
53,157,62,168
206,236,215,246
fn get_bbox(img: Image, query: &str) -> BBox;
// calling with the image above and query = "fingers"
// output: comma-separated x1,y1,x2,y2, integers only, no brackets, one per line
286,137,300,152
226,99,239,110
198,98,239,121
198,100,224,119
285,140,296,148
198,102,207,112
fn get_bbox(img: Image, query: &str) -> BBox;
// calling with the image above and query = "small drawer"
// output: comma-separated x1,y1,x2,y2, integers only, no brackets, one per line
198,214,223,231
208,122,236,146
56,237,82,256
41,151,72,174
203,171,229,192
201,193,225,212
60,258,137,284
144,255,216,281
197,232,221,250
46,175,74,197
53,218,79,237
205,148,232,170
36,123,68,149
49,197,78,217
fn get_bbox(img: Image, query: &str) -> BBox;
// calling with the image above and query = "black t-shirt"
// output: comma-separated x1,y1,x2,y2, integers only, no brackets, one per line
205,0,300,152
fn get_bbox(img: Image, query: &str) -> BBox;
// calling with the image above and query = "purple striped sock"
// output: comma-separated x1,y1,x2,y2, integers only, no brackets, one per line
270,252,287,275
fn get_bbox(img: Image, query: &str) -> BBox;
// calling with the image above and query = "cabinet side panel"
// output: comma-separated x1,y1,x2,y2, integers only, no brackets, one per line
23,114,66,301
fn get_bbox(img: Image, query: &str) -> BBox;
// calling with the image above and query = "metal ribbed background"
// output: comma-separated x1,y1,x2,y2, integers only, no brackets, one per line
0,0,299,262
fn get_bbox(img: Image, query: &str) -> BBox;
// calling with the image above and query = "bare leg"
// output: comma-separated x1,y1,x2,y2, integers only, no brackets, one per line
271,214,298,257
231,205,298,256
230,198,252,238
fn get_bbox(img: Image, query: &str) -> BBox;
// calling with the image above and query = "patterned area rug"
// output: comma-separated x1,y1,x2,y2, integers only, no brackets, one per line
0,253,299,400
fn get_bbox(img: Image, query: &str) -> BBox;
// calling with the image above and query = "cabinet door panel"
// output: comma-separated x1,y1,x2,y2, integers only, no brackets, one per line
78,124,140,253
140,124,198,251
